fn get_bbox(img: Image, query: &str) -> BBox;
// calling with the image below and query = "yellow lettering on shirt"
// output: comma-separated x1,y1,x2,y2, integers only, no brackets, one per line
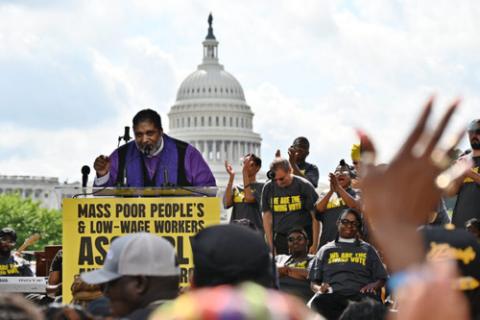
272,196,303,213
327,252,367,266
327,197,346,209
233,189,245,203
427,242,476,265
0,263,20,276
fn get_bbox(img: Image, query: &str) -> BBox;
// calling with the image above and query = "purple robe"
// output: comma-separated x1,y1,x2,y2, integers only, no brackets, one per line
95,134,216,187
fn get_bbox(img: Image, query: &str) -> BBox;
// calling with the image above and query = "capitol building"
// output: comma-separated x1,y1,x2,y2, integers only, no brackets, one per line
168,15,262,186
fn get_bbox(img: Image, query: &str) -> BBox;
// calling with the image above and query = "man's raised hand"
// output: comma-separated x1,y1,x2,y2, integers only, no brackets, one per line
93,155,110,177
224,160,235,178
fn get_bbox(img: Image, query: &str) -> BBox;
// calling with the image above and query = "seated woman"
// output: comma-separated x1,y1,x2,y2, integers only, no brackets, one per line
308,209,387,320
275,228,315,302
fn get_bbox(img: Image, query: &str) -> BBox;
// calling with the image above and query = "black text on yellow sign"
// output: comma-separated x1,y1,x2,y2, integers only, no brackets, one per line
62,197,220,303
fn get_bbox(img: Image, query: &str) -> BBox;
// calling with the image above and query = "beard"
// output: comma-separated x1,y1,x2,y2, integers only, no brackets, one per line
136,139,162,157
471,139,480,150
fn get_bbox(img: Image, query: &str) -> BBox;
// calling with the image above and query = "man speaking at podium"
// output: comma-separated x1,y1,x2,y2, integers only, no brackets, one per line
94,109,216,187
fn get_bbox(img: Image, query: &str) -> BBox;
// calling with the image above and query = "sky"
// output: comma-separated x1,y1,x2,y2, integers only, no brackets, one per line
0,0,479,184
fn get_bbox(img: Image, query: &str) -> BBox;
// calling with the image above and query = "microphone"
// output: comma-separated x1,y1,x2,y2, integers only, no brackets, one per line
163,168,171,187
266,170,276,180
81,165,90,188
123,126,131,142
118,126,131,145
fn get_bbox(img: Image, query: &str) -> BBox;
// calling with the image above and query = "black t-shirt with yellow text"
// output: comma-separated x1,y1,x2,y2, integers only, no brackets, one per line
316,188,358,247
262,176,319,234
0,255,33,277
227,182,264,230
308,240,387,295
453,156,480,228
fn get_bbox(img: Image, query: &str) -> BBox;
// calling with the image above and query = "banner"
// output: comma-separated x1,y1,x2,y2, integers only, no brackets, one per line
62,197,221,303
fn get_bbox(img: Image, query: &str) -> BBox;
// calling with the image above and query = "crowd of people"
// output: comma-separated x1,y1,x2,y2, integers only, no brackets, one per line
1,102,480,319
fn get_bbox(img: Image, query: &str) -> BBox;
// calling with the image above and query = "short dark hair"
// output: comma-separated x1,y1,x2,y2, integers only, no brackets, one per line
293,137,310,149
133,109,162,130
466,218,480,229
245,153,262,168
0,227,16,242
339,298,387,320
339,208,364,233
338,208,363,225
287,227,308,240
270,158,290,172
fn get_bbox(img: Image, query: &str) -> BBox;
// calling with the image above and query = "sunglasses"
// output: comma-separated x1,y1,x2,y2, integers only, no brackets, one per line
340,219,360,228
287,235,306,242
469,129,480,135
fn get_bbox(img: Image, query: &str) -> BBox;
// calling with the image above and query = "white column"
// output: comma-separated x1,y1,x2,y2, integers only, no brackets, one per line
221,141,226,161
212,139,217,162
230,141,234,162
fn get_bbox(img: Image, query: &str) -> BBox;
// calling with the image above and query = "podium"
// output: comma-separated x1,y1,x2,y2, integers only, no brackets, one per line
59,187,221,303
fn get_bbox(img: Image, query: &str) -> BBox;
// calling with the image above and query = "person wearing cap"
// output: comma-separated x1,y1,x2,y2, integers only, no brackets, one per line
315,160,360,247
0,227,33,277
224,153,264,231
287,136,319,188
420,224,480,319
189,224,274,288
449,119,480,228
350,144,361,189
94,109,216,187
81,233,180,320
262,158,320,255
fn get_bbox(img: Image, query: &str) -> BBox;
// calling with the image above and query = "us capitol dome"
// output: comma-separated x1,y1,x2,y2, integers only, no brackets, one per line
168,14,262,186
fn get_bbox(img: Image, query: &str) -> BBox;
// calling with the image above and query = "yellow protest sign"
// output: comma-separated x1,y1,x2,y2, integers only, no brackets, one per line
62,197,220,303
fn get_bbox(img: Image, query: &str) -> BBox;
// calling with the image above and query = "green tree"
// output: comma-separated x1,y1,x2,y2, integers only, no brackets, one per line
0,193,62,251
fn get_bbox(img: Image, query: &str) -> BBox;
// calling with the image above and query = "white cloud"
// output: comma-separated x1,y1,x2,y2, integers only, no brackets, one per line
0,0,479,183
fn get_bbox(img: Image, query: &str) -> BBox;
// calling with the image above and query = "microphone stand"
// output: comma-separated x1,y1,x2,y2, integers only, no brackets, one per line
266,170,278,289
118,126,131,187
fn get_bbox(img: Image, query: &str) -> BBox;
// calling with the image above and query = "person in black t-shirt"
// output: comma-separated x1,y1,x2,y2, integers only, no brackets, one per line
449,119,480,228
0,227,33,277
225,154,264,231
275,228,315,302
315,160,360,247
262,158,319,255
287,137,319,188
309,209,387,320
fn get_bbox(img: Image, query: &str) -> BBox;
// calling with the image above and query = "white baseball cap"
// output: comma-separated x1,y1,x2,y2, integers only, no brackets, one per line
81,232,180,284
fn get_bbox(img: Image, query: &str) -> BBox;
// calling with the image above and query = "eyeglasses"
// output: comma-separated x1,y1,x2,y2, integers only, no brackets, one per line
340,219,360,228
287,236,305,242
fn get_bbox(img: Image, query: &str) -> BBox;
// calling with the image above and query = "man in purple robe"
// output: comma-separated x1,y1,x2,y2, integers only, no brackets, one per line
93,109,216,187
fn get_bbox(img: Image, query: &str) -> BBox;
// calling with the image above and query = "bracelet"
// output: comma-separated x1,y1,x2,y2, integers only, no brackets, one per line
244,184,251,189
388,267,426,292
